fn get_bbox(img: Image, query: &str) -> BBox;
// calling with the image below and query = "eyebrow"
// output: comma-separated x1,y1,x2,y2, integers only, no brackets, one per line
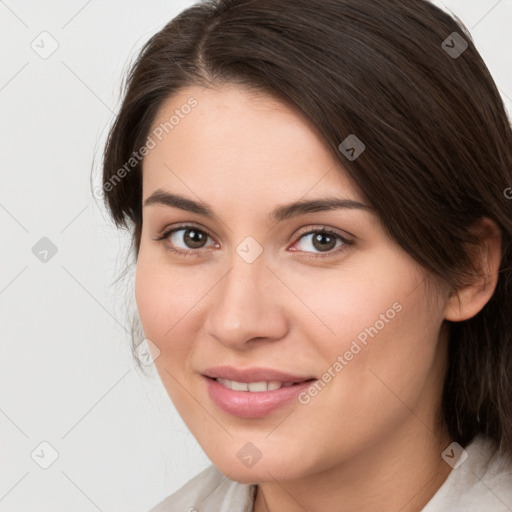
143,189,373,222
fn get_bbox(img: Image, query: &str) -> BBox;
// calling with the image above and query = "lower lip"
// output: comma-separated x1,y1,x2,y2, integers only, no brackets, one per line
204,377,315,419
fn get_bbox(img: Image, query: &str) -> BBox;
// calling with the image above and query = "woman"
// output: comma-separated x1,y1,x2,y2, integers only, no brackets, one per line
100,0,512,510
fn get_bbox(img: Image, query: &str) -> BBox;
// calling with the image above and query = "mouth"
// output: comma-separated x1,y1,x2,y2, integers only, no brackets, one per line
203,374,317,419
212,377,315,392
202,365,316,384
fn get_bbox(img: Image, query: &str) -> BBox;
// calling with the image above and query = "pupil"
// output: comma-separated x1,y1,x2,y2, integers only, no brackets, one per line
184,229,206,248
312,232,336,252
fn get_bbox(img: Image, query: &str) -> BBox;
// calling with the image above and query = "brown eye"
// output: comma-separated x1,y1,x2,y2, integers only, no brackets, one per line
311,232,338,252
292,229,350,257
162,227,216,252
181,228,208,249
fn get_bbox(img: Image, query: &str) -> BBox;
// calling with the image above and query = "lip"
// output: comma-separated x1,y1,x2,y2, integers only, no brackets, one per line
202,366,317,419
202,365,315,383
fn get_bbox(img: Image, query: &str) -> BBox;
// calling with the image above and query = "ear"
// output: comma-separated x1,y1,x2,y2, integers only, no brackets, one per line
444,217,502,322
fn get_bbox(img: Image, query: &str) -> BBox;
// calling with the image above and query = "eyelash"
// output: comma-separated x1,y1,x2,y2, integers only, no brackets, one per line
154,223,354,259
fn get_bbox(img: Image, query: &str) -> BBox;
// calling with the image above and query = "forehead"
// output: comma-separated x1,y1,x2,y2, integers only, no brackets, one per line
142,84,362,204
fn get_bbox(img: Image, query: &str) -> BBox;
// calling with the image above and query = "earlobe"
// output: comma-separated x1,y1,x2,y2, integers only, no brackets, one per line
444,217,502,322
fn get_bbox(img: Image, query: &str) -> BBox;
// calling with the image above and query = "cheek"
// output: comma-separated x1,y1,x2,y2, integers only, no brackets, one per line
288,252,441,404
283,252,414,349
134,249,221,386
134,260,169,339
134,251,203,340
134,254,200,402
286,269,444,466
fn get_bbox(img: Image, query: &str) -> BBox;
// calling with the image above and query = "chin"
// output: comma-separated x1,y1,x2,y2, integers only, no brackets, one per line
210,452,310,484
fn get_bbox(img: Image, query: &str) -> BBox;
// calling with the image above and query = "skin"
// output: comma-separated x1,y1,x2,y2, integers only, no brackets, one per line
135,84,502,512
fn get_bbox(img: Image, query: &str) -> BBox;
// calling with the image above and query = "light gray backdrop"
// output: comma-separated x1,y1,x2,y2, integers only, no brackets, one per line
1,1,511,511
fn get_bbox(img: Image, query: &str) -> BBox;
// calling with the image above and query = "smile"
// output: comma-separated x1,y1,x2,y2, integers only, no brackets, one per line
215,378,305,392
204,376,317,419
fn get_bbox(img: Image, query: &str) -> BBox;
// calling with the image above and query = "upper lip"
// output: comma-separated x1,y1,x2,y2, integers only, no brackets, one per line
202,365,316,383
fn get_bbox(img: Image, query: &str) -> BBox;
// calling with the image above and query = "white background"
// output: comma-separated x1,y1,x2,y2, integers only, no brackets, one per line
1,1,511,511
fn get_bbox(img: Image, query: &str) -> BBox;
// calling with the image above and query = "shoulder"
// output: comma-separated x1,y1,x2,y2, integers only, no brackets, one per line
423,435,512,511
147,465,256,512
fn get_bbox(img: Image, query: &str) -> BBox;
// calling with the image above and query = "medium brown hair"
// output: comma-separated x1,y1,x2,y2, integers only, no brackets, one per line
100,0,512,455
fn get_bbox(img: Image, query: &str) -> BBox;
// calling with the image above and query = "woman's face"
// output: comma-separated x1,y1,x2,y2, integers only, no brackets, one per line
136,84,450,483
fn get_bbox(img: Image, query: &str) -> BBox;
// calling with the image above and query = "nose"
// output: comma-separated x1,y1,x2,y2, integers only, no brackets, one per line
204,255,289,350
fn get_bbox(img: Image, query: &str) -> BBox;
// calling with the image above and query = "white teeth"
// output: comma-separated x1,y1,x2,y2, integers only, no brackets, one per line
216,378,296,392
248,381,268,392
231,380,248,391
